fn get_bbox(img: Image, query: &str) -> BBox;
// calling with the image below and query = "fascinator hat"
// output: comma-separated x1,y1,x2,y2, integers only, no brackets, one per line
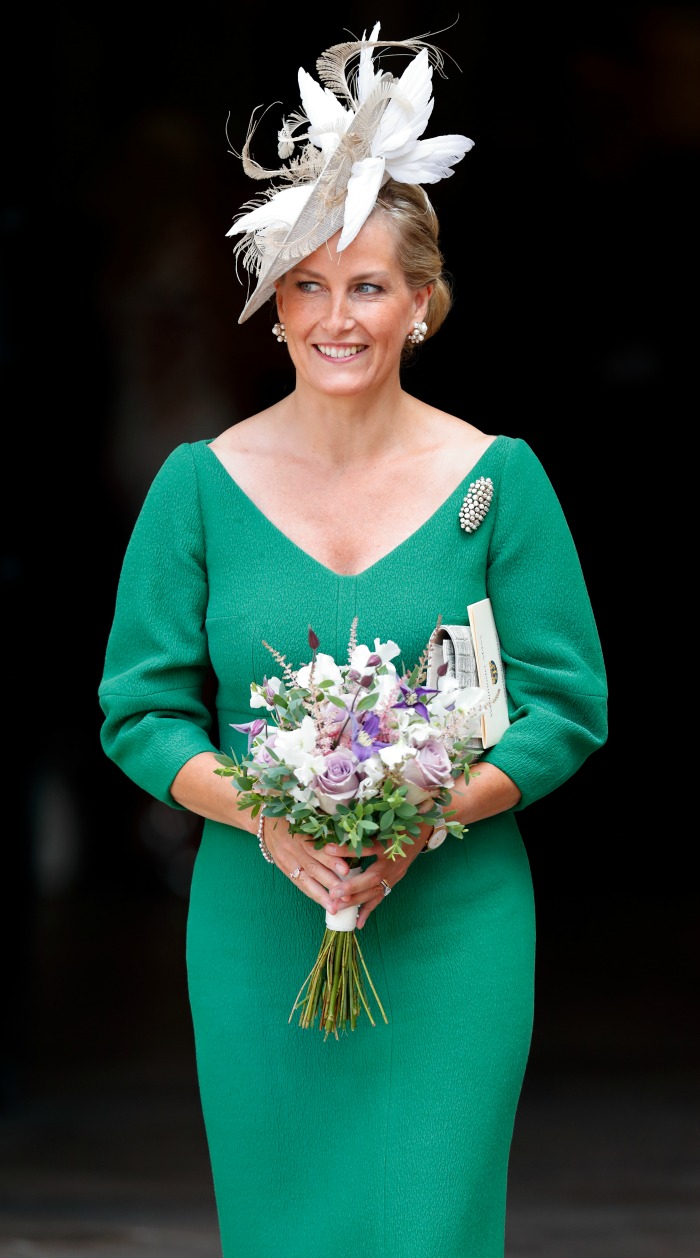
226,21,474,323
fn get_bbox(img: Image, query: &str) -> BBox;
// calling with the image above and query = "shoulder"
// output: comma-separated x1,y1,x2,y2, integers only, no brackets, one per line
145,440,215,492
208,406,282,456
411,404,498,475
485,434,556,488
132,441,214,533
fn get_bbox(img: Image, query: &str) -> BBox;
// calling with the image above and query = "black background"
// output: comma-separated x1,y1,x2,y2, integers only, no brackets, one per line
2,0,698,1130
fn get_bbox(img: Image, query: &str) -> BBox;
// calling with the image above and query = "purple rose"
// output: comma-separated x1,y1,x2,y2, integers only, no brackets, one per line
313,750,361,815
401,738,452,803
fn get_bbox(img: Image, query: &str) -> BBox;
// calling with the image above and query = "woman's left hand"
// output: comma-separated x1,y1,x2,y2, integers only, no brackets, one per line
326,831,429,929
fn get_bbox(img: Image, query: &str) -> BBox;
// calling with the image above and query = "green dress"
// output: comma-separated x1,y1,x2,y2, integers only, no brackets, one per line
98,435,607,1257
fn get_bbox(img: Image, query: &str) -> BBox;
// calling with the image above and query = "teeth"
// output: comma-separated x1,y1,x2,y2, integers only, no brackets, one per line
317,345,363,358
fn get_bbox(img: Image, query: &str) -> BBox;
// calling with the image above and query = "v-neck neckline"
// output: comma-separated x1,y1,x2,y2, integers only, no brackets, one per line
200,435,502,579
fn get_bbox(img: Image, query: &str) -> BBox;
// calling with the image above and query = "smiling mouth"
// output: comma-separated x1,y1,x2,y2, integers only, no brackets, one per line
315,344,366,358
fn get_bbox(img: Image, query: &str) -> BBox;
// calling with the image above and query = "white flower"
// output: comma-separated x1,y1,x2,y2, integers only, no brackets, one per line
289,784,314,805
408,722,435,749
349,638,401,674
356,776,381,801
390,708,426,737
378,740,416,769
359,754,386,787
295,652,344,692
428,681,488,727
273,717,326,785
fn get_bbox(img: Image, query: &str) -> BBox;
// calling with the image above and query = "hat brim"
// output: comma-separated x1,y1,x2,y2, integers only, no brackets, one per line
237,94,390,324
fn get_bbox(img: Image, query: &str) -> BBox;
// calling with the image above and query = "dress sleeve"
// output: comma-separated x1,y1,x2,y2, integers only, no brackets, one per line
98,443,218,807
480,438,608,809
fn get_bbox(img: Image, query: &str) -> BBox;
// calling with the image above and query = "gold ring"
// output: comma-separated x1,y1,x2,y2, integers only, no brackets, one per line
290,866,302,880
380,879,391,898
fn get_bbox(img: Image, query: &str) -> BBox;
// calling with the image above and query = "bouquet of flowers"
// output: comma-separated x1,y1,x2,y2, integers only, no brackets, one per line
214,617,490,1039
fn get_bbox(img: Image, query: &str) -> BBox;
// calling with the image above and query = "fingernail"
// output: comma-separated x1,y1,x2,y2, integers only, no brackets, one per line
335,863,348,876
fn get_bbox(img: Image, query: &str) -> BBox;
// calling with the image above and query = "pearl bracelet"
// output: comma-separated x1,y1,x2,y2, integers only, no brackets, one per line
257,812,274,864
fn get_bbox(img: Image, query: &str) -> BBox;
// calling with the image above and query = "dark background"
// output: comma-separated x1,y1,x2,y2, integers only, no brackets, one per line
1,0,698,1248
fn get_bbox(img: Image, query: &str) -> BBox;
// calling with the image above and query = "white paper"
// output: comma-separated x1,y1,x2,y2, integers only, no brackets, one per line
466,597,511,747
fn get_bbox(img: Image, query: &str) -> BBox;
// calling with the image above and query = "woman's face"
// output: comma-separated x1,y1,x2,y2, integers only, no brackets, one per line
274,214,432,398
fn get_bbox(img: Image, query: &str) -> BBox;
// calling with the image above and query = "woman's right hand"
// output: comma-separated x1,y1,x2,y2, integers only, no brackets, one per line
262,817,355,914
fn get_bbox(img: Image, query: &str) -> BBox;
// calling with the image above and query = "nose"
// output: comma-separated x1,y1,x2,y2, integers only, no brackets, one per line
321,290,355,336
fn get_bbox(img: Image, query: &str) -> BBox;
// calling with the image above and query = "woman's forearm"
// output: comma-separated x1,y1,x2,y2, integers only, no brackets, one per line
170,751,257,832
449,760,521,826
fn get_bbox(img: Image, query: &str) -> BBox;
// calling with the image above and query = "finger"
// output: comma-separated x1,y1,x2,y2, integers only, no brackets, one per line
300,852,354,896
300,844,354,882
289,866,338,914
356,892,383,930
330,877,387,910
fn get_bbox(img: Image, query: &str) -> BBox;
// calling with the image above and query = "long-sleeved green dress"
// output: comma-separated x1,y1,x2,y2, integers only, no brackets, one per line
99,434,608,1258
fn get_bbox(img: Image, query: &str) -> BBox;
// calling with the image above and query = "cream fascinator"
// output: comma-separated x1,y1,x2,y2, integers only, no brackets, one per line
227,21,474,323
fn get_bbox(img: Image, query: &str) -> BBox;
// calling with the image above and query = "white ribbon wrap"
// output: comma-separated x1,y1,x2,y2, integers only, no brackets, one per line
325,864,362,932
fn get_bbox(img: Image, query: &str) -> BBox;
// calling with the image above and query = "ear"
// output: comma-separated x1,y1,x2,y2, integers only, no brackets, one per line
413,283,433,324
273,280,285,322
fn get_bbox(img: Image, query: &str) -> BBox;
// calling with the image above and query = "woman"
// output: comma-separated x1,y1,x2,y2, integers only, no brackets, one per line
99,24,608,1258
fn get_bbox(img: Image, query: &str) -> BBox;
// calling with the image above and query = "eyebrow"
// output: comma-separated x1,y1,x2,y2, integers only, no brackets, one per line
291,266,392,283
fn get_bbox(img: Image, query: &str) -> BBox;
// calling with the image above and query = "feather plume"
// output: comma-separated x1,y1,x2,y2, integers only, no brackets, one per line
385,134,475,184
315,34,445,105
338,156,387,251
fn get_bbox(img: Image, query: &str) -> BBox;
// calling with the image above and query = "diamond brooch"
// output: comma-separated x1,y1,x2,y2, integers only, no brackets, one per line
459,476,494,533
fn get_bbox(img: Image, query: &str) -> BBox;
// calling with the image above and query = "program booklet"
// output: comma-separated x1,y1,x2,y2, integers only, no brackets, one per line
426,597,511,750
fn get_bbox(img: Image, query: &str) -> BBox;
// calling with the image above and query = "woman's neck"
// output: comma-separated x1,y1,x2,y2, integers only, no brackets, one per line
273,379,426,471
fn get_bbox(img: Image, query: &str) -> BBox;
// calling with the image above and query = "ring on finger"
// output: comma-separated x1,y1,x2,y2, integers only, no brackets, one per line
380,879,392,898
290,866,303,880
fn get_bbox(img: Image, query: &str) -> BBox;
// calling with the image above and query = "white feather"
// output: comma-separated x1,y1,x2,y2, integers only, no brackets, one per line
298,68,352,156
337,157,386,251
372,49,434,155
226,184,314,236
357,22,382,103
385,135,475,184
373,99,435,157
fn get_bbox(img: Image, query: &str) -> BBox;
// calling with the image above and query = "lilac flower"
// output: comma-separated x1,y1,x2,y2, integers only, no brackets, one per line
391,681,439,722
230,717,267,750
350,712,390,762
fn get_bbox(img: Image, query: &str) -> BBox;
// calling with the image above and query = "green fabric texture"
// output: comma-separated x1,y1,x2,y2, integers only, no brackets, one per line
98,434,607,1257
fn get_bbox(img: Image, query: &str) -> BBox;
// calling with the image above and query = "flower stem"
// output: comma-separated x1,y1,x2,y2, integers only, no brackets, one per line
289,926,387,1037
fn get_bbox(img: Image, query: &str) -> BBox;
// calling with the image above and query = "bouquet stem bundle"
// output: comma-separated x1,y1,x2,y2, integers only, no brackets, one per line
290,921,388,1039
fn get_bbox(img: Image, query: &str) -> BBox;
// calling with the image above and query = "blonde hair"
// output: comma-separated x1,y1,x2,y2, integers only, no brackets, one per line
371,180,453,353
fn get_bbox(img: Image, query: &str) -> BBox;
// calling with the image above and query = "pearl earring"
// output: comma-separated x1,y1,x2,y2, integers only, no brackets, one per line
272,322,287,343
407,320,428,345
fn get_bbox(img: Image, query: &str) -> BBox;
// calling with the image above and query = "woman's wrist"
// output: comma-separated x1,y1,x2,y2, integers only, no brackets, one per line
420,810,448,852
257,813,275,863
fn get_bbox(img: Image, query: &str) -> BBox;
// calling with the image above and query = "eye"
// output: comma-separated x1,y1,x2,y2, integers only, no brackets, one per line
297,281,322,293
355,283,382,295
